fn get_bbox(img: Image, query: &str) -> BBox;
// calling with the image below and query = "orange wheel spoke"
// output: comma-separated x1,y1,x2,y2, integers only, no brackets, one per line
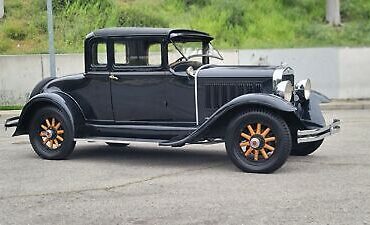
247,125,255,135
261,128,270,137
39,131,47,137
54,139,59,145
57,130,64,135
254,150,259,161
261,149,269,159
240,142,249,147
56,135,64,142
45,119,51,128
55,122,61,130
46,140,53,148
41,125,48,131
256,123,261,134
245,148,253,157
43,138,49,144
240,132,251,140
264,137,276,142
264,144,275,151
51,118,55,128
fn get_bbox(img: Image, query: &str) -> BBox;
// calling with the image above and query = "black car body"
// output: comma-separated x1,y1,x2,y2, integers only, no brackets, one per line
5,27,340,173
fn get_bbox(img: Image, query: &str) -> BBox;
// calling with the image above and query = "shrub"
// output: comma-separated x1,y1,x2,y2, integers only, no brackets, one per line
117,7,169,27
0,39,11,53
3,21,27,41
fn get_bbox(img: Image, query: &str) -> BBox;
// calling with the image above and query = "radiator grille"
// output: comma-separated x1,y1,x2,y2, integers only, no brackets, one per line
205,82,262,109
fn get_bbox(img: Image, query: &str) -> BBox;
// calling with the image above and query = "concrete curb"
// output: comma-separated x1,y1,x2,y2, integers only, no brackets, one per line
0,110,21,118
320,100,370,110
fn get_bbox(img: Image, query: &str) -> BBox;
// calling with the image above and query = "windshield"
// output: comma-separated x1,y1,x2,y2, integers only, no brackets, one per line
169,40,223,64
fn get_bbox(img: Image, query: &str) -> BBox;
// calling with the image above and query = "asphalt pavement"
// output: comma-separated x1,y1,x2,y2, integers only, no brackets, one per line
0,109,369,225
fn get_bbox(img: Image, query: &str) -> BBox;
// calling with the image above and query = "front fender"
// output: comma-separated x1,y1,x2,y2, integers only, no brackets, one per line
13,92,85,136
161,93,297,146
214,93,297,115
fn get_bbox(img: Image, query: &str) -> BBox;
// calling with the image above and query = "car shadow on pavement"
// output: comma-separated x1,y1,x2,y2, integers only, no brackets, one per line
69,143,235,170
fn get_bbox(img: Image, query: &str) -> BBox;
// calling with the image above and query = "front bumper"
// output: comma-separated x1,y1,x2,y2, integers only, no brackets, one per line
4,116,19,130
297,119,340,143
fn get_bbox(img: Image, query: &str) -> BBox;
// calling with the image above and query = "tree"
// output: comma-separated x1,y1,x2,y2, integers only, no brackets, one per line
326,0,341,26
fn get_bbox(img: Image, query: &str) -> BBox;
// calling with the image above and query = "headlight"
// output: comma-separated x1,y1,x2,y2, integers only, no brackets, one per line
295,79,311,100
276,81,293,101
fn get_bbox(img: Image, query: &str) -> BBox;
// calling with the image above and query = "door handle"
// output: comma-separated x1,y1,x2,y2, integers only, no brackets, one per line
109,74,119,81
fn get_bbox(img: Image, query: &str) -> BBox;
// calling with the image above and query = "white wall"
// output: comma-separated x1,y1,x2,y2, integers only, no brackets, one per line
1,47,370,105
239,48,340,98
338,48,370,99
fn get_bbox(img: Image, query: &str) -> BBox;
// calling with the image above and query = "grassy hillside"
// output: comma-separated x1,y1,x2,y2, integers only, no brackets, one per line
0,0,370,54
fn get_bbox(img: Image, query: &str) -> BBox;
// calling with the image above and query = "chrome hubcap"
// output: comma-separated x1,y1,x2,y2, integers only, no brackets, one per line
249,137,260,149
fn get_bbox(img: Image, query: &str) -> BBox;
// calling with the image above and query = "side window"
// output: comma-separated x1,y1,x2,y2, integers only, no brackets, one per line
114,42,127,65
148,43,161,66
91,42,107,66
113,39,162,68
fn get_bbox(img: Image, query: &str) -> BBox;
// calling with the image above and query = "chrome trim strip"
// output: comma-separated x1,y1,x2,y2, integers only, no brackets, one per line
297,119,340,143
272,68,284,89
75,137,165,144
193,64,215,125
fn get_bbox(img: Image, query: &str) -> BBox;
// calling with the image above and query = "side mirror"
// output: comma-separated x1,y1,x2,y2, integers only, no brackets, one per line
186,66,195,77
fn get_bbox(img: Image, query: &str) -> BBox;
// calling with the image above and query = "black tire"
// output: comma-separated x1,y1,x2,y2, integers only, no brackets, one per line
225,108,292,173
290,140,323,156
105,142,130,147
29,106,76,160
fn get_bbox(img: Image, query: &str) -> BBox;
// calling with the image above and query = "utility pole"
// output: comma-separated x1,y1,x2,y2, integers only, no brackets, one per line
46,0,56,77
326,0,341,26
0,0,4,19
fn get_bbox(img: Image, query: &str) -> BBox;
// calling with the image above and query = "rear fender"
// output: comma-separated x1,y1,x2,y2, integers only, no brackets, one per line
13,92,85,136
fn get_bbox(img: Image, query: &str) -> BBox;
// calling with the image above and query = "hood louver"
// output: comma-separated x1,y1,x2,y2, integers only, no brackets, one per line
205,82,262,109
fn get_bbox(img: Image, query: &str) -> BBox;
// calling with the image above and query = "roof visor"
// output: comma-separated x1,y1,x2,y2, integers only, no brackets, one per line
169,30,213,41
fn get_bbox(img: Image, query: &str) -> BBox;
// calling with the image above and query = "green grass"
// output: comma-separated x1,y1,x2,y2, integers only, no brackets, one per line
0,105,23,110
0,0,370,54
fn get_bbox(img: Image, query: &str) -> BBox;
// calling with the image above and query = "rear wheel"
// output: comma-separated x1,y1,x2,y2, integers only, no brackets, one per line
29,106,75,160
291,140,323,156
225,109,292,173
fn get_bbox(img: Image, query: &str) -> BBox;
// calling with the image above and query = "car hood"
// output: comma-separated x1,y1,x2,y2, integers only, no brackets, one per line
197,65,277,78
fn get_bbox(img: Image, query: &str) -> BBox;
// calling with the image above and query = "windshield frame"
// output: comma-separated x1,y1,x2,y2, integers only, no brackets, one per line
168,37,223,65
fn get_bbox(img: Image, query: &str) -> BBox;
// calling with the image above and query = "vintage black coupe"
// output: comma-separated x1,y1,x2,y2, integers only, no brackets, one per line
5,27,340,173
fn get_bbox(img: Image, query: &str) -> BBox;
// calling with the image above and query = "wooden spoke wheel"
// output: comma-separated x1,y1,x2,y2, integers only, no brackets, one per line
225,108,292,173
239,123,276,161
39,117,65,150
29,106,75,160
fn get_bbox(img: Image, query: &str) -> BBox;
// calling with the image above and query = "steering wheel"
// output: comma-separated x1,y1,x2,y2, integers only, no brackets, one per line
174,56,187,63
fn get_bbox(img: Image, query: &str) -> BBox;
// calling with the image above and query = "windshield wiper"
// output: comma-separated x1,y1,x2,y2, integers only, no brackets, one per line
170,40,188,61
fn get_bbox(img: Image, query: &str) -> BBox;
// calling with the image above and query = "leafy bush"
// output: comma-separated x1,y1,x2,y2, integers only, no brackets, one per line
341,0,370,21
3,21,27,40
0,39,11,53
183,0,210,7
117,7,169,27
0,0,370,54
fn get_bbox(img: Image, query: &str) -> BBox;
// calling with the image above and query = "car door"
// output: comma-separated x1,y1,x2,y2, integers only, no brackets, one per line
76,38,114,122
110,37,170,122
166,71,196,124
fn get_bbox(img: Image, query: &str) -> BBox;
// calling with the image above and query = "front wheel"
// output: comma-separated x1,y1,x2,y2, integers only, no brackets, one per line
29,106,76,160
225,109,292,173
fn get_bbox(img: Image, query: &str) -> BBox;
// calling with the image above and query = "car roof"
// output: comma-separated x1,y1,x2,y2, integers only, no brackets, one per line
87,27,213,40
